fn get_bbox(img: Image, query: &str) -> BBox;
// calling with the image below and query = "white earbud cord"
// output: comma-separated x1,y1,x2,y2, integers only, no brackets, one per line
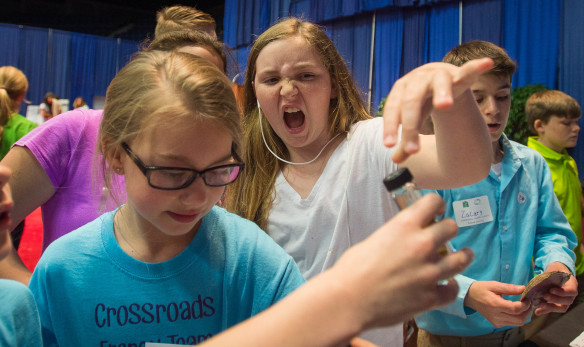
257,100,342,165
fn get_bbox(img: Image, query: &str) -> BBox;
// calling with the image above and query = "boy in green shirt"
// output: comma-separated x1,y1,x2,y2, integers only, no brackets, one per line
526,89,584,306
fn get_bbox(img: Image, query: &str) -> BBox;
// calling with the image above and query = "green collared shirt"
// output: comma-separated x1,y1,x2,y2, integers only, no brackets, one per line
528,136,584,275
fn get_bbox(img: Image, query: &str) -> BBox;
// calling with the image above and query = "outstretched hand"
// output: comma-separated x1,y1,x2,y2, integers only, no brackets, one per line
382,58,494,163
464,281,531,328
334,193,474,330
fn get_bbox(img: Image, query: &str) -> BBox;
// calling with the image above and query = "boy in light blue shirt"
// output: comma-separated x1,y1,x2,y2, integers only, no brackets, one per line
416,41,577,347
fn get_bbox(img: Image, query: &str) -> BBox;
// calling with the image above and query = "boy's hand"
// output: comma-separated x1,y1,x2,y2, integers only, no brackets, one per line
534,262,578,315
464,281,531,328
382,58,493,163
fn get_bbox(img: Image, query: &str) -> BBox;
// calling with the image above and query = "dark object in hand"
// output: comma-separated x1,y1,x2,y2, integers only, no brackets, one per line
520,271,570,307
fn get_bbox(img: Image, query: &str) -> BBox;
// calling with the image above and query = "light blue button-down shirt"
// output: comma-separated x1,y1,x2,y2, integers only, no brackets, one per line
417,135,576,336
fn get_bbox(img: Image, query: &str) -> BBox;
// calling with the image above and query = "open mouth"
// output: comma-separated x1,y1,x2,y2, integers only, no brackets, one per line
284,108,305,129
487,123,501,132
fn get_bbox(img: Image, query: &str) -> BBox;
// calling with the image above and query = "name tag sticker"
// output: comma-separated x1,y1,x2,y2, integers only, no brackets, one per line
452,195,494,228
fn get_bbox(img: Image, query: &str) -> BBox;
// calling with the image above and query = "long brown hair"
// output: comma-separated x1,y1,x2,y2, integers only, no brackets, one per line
224,17,370,230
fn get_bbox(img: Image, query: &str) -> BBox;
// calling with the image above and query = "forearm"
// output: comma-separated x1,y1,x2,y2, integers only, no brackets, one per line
203,270,362,347
1,146,55,231
422,89,491,189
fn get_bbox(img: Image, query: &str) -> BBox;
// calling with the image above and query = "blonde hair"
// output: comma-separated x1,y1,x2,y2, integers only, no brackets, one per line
526,90,581,134
155,5,216,38
0,66,28,139
99,50,240,203
143,30,226,72
73,97,87,109
224,17,370,230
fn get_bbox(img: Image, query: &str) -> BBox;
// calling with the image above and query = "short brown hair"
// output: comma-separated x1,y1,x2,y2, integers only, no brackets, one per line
155,6,216,38
443,40,516,81
525,90,581,134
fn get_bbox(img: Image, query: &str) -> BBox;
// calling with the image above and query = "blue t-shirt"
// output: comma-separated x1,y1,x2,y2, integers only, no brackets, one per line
0,279,42,346
29,206,305,346
417,135,576,336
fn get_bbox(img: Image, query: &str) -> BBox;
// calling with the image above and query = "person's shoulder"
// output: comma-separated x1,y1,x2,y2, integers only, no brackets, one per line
0,278,31,294
206,206,265,234
504,138,551,180
0,279,37,311
40,212,111,260
349,117,380,134
9,113,37,129
31,109,103,142
205,206,283,249
57,108,103,124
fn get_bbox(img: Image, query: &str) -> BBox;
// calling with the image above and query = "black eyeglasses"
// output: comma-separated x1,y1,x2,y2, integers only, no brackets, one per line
121,143,244,190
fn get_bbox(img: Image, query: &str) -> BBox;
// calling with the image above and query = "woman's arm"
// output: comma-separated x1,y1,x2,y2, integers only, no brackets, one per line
0,146,55,284
202,194,473,347
1,146,55,231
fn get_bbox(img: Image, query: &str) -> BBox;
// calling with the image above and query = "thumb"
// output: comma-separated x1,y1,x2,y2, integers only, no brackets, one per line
490,282,526,296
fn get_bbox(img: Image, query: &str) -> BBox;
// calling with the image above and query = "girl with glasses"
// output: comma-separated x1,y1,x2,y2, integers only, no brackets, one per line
28,51,305,346
0,30,226,285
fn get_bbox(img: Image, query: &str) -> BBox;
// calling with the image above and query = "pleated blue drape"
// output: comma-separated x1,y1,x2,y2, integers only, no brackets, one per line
503,0,561,89
426,3,459,63
70,34,97,111
372,8,403,113
48,30,72,104
461,0,502,45
20,27,49,113
0,24,20,67
560,0,584,177
94,37,118,100
0,23,139,112
326,15,373,95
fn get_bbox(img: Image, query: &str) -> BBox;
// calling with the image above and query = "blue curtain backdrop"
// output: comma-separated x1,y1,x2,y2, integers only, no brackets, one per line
0,24,20,67
70,34,97,110
48,30,73,104
20,27,49,112
503,0,561,89
0,23,139,113
372,8,403,114
560,0,584,177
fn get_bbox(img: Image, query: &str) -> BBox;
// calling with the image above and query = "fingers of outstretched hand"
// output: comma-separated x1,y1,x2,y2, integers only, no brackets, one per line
382,79,404,148
396,193,446,228
434,247,474,282
452,58,495,93
382,59,492,162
